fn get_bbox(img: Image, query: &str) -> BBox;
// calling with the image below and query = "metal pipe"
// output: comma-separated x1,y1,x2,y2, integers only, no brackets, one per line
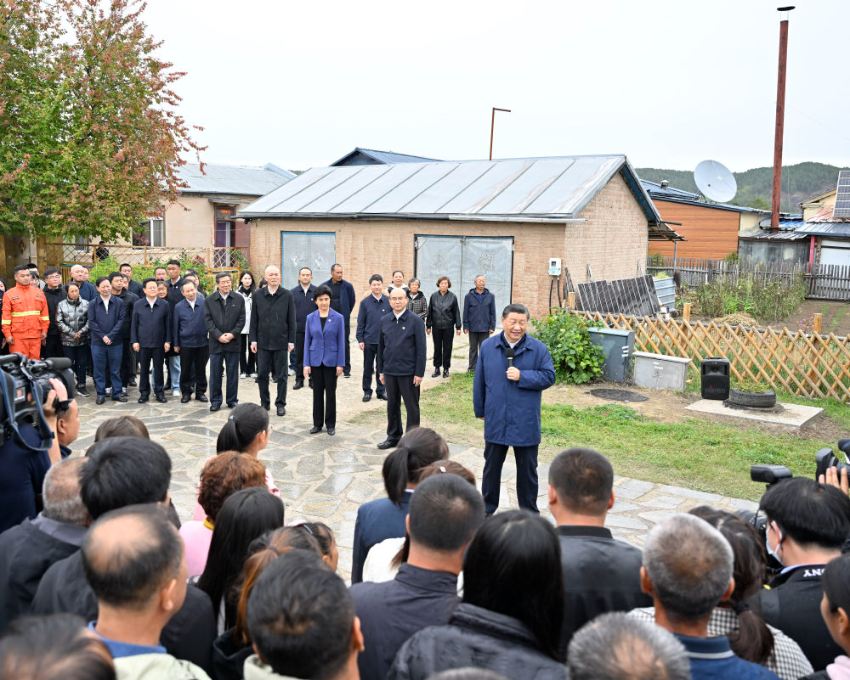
489,107,511,160
771,7,794,231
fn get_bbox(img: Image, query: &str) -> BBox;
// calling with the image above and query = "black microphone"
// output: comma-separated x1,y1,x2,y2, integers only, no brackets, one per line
505,347,515,368
43,357,72,371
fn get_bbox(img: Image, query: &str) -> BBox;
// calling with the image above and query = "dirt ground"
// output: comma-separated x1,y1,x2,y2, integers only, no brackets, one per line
690,300,850,336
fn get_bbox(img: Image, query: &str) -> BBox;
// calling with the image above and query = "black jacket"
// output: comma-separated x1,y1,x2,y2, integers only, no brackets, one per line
126,278,144,298
750,564,842,672
32,551,216,674
556,525,651,656
212,627,252,680
426,291,461,330
356,294,390,346
377,310,427,377
131,297,172,348
0,517,81,630
204,291,245,354
167,277,185,306
291,284,317,333
249,286,296,350
115,290,139,340
389,603,566,680
351,564,460,680
43,285,66,336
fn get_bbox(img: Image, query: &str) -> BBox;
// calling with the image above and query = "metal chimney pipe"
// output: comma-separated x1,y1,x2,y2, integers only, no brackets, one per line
771,7,794,231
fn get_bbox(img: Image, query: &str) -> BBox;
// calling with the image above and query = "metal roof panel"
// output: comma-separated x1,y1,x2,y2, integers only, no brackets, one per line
240,167,335,214
439,159,536,214
332,163,428,213
303,165,394,213
177,163,291,196
363,163,461,213
525,156,622,215
402,161,497,214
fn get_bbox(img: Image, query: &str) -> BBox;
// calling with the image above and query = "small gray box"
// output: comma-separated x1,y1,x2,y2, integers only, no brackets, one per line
632,351,691,391
588,328,635,383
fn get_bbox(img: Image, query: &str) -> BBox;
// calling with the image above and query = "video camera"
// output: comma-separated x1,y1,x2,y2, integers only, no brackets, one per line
0,353,75,452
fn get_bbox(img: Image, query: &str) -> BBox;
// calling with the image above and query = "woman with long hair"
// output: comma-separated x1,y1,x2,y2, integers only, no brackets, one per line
390,510,566,680
236,271,256,378
351,427,449,583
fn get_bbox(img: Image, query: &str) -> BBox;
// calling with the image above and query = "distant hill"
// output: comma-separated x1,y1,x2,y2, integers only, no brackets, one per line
636,162,850,212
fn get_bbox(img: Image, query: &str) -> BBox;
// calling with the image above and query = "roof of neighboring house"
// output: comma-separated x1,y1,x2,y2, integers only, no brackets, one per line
795,222,850,238
178,162,294,196
639,180,702,201
640,179,767,215
239,155,683,240
806,203,850,224
799,187,836,206
330,147,440,166
739,229,809,241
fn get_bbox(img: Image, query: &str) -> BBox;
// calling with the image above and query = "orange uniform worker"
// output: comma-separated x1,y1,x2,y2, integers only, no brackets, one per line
2,265,49,359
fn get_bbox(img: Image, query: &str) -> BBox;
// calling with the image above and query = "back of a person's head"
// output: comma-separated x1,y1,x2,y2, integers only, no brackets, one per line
463,510,564,661
81,504,183,611
416,460,477,487
42,458,88,526
93,416,150,442
216,404,269,453
198,487,284,628
567,613,690,680
81,438,171,520
823,554,850,616
198,451,267,522
759,476,850,550
428,671,511,680
643,513,733,624
248,550,355,680
382,427,449,504
0,613,115,680
409,474,484,554
548,448,613,515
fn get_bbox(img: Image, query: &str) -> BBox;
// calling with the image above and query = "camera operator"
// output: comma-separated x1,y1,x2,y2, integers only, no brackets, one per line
0,378,78,533
750,476,850,671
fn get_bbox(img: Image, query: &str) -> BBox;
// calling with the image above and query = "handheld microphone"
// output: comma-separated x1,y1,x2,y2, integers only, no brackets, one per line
505,347,515,369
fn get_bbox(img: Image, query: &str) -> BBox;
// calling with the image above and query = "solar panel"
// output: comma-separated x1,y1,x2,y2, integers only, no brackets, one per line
833,170,850,218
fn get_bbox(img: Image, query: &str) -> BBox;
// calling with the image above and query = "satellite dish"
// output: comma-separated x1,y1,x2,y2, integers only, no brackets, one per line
694,160,737,203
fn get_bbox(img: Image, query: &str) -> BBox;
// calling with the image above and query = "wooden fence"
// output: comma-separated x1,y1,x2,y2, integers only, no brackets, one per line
573,310,850,402
808,263,850,300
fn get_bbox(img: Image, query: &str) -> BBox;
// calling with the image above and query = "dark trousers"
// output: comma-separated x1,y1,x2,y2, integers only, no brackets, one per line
62,345,87,387
209,351,239,406
180,346,209,397
257,348,288,408
138,346,165,398
239,335,255,375
343,321,351,375
362,343,385,397
384,374,420,441
120,338,136,385
294,331,306,383
467,331,490,371
311,365,338,428
91,343,122,398
482,441,540,514
432,327,455,369
43,334,63,361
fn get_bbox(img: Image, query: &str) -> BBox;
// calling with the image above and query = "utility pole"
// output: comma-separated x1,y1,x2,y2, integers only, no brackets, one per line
489,107,511,160
771,6,794,231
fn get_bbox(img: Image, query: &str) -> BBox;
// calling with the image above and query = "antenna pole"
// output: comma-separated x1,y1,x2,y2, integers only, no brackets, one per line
771,7,794,231
489,107,511,160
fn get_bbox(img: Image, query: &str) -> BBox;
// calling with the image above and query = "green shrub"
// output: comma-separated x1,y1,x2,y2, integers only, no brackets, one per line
88,252,217,293
683,271,807,324
531,311,605,384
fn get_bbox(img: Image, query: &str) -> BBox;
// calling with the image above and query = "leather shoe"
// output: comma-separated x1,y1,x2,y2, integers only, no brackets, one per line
227,402,238,409
327,427,335,436
377,439,399,450
210,404,221,412
96,396,105,405
362,394,371,402
261,402,270,411
181,394,191,403
432,369,441,378
443,369,450,378
196,395,208,402
113,395,128,403
156,394,167,403
276,406,286,417
293,381,303,390
128,379,137,387
376,393,387,401
137,396,149,403
310,426,322,434
343,372,351,378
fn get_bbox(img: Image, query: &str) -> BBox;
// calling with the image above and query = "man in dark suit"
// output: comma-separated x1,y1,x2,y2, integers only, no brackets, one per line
250,265,296,417
356,274,389,402
376,288,426,450
120,263,144,298
291,266,317,391
173,280,209,403
204,273,245,411
110,272,138,391
131,278,171,404
321,264,355,377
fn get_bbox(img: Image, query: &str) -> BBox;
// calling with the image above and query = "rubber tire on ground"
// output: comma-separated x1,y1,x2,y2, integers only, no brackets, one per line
726,388,777,409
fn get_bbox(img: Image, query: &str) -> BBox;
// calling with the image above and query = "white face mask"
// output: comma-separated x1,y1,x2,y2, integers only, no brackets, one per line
765,522,784,566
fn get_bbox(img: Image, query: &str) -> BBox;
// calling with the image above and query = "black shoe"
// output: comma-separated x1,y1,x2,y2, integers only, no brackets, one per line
128,379,137,387
376,393,387,401
310,426,322,434
138,396,149,403
276,406,286,417
261,402,270,411
96,396,106,405
309,378,314,389
181,394,191,403
343,372,351,378
377,438,399,450
227,402,238,409
76,386,89,397
327,427,335,436
113,395,128,403
210,404,221,412
432,368,441,378
443,369,450,378
196,395,208,403
293,381,303,390
362,394,371,402
156,394,167,404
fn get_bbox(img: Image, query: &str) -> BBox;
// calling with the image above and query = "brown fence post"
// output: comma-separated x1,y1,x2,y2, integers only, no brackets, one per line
567,292,576,310
143,245,148,266
813,313,822,334
683,303,691,323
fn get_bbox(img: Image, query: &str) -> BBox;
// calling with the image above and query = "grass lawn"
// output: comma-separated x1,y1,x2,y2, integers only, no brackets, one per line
417,373,850,502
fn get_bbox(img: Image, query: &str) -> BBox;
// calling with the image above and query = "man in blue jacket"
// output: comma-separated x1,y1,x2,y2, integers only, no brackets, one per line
473,303,555,514
88,276,127,405
462,275,496,373
173,280,209,404
376,288,427,450
291,267,317,391
322,264,355,377
356,274,389,403
131,278,172,404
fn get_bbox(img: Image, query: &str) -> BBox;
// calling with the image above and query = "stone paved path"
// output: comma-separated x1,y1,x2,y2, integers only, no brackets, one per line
71,339,758,581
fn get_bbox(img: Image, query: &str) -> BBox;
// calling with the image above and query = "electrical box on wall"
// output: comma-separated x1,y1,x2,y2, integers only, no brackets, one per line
548,257,562,276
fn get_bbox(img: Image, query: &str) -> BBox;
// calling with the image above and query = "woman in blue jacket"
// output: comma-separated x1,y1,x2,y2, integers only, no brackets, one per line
303,285,345,435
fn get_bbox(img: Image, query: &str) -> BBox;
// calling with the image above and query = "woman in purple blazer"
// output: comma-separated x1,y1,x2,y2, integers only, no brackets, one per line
303,285,346,435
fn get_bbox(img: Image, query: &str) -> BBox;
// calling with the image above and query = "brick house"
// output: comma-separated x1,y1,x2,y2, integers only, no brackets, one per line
238,156,681,321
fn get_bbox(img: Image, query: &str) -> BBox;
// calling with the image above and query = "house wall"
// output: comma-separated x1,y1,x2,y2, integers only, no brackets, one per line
648,200,740,259
801,190,836,221
162,194,256,248
249,173,650,320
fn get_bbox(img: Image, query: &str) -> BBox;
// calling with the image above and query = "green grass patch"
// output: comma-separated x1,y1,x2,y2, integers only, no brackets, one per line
421,373,841,502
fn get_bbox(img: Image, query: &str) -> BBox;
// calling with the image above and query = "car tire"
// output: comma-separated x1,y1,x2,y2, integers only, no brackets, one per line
726,388,777,409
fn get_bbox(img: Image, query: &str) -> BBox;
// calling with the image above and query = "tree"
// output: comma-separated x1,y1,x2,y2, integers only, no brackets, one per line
0,0,203,241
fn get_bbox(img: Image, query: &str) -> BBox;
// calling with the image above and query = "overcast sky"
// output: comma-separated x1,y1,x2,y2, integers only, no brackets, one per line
142,0,849,174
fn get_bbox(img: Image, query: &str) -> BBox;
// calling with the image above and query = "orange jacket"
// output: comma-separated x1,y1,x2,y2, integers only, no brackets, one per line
2,285,50,340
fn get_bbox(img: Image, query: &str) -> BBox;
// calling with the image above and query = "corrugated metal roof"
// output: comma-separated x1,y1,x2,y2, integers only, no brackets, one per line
739,229,809,241
640,179,702,201
795,222,850,238
330,147,439,166
177,163,293,196
757,218,804,230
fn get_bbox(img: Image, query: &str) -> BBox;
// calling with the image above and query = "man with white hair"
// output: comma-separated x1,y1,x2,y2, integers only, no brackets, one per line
250,265,296,416
69,265,97,302
639,513,780,680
